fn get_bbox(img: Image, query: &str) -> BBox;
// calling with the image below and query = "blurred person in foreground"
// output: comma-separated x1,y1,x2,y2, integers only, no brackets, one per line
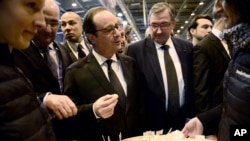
127,2,194,133
192,0,232,135
63,7,144,140
12,0,77,140
0,0,56,140
188,14,213,45
61,11,92,61
182,0,250,141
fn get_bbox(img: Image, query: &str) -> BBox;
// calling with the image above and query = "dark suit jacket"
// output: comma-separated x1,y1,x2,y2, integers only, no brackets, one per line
13,41,73,96
63,40,92,62
12,41,74,140
193,32,231,135
193,32,231,113
64,53,144,141
127,37,194,132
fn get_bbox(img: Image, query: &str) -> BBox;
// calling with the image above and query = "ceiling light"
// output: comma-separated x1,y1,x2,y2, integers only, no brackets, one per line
123,21,128,25
131,3,140,6
191,13,195,16
72,3,77,7
185,21,189,24
117,12,123,17
199,2,204,5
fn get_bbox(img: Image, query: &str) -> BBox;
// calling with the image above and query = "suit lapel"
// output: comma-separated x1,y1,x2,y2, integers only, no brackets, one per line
54,42,73,76
171,38,192,104
210,33,231,61
117,54,130,110
86,53,125,109
145,38,165,90
21,42,59,87
117,54,129,85
172,38,187,65
64,41,78,62
27,42,51,71
86,54,111,91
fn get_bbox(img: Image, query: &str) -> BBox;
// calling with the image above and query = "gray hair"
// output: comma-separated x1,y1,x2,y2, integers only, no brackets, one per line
148,2,176,24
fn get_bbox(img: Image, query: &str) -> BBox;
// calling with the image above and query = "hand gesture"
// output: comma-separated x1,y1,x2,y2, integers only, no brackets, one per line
45,94,77,120
93,94,118,119
181,117,204,138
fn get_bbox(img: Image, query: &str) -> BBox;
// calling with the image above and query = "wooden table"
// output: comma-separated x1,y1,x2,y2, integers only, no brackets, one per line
122,130,217,141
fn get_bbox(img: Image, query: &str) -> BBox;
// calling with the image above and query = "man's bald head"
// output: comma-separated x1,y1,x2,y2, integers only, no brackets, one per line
44,0,60,18
32,0,60,47
61,11,82,25
60,11,84,43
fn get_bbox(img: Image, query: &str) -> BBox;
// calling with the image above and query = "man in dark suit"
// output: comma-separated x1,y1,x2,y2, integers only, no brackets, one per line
61,11,92,62
64,7,144,141
127,2,194,133
12,0,77,140
192,0,232,135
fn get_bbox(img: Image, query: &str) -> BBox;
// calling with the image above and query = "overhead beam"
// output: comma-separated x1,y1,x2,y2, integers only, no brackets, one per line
116,0,142,40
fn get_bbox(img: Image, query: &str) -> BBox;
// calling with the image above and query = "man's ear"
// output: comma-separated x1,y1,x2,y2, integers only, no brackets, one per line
190,28,196,35
86,33,95,45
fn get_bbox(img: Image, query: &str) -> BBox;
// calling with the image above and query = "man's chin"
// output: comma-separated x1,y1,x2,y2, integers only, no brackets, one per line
66,38,78,42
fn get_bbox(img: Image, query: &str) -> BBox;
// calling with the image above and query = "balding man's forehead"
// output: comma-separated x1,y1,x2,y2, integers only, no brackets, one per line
61,12,82,22
62,12,80,19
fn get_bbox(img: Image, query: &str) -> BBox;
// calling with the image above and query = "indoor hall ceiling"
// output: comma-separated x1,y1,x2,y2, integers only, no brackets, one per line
56,0,214,40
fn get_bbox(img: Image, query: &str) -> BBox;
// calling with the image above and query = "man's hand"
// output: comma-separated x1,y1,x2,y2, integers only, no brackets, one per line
181,117,204,138
93,94,118,119
45,94,77,120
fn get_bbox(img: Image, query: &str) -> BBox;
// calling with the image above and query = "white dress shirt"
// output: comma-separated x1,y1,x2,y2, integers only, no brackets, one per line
92,50,127,95
155,38,185,110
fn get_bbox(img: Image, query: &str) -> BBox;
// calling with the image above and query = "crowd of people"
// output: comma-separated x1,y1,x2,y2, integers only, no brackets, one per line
0,0,250,141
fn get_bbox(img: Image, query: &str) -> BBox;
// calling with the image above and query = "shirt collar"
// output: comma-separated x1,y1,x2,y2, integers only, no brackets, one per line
212,28,223,40
154,37,174,49
32,40,53,50
67,40,78,51
92,50,118,66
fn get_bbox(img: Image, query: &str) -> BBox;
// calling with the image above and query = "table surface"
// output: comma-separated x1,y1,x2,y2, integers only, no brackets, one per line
122,136,216,141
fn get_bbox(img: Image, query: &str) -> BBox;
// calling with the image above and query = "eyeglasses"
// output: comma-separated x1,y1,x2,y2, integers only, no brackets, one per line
45,20,60,28
95,24,123,34
149,22,172,30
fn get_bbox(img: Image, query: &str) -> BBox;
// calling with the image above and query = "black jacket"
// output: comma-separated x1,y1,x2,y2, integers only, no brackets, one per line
64,53,144,140
12,41,74,140
0,44,56,141
218,43,250,141
127,37,195,132
198,24,250,141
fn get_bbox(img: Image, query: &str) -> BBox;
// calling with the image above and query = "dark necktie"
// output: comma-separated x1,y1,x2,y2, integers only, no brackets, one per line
40,47,48,61
46,46,63,93
77,44,86,59
106,59,126,107
46,47,59,79
161,45,180,116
